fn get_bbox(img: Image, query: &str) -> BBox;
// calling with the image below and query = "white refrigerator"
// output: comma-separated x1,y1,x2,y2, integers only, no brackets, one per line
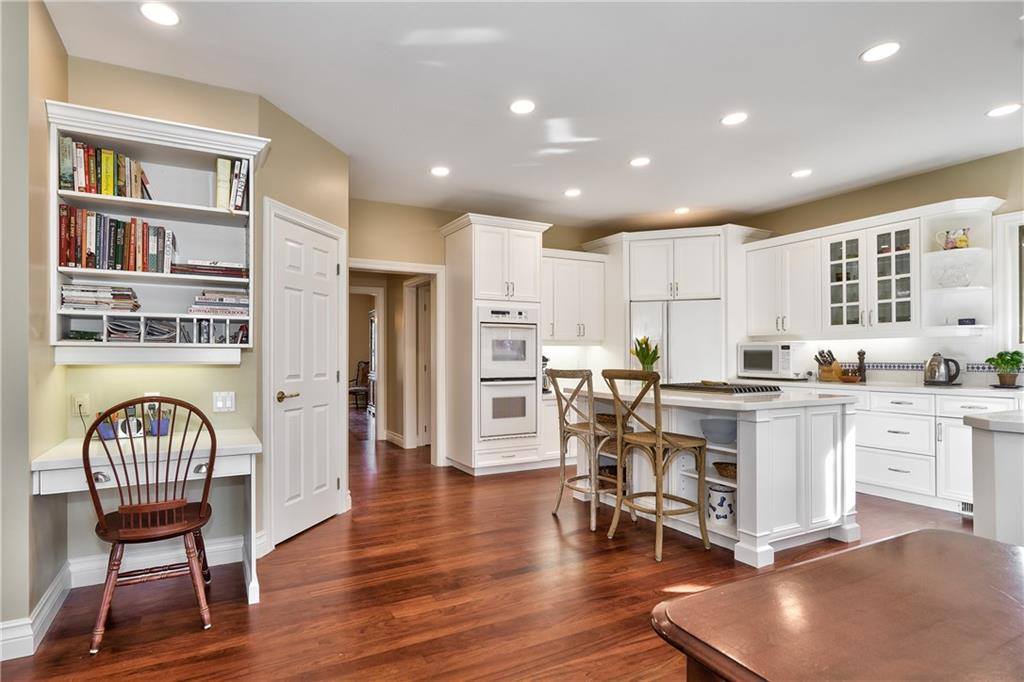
629,300,725,383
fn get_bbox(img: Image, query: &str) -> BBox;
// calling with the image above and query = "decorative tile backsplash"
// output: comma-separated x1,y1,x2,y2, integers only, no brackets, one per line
838,361,997,373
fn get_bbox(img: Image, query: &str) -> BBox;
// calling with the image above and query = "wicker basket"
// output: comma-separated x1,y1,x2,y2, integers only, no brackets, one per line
712,461,737,480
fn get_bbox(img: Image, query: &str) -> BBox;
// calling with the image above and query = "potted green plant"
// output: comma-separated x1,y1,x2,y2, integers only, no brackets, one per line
984,350,1024,387
631,336,660,372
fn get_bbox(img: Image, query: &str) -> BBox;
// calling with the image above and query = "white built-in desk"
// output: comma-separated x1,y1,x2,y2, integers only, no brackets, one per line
32,428,262,604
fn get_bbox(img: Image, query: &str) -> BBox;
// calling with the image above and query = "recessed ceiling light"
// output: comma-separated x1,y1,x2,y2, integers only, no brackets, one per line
720,112,748,126
563,188,581,198
510,99,536,115
859,41,900,63
674,207,691,215
430,166,450,177
630,156,651,167
987,103,1022,117
139,2,179,26
791,168,813,178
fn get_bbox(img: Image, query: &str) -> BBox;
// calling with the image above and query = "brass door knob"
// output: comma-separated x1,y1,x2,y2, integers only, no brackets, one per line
276,390,300,403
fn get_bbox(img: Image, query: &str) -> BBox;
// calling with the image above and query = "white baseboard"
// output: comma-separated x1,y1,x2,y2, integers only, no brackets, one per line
254,530,272,559
447,457,572,477
1,563,70,661
385,429,410,449
68,534,244,589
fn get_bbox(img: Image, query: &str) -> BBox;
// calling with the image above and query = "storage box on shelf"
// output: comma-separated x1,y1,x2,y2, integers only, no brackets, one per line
47,101,269,365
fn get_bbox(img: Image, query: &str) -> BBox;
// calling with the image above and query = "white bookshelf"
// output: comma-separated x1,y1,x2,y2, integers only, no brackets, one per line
46,101,269,365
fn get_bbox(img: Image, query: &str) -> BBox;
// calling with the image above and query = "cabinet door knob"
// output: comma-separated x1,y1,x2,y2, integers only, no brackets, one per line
92,471,110,483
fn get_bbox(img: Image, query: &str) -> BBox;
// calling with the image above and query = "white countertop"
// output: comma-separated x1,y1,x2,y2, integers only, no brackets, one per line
32,427,262,471
964,409,1024,434
581,384,857,412
735,377,1024,398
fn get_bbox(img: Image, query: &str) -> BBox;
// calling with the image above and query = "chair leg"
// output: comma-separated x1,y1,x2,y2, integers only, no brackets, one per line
697,447,711,550
654,455,665,562
90,542,123,654
193,529,212,584
184,533,212,630
607,446,625,540
627,457,638,523
552,435,567,515
588,437,598,532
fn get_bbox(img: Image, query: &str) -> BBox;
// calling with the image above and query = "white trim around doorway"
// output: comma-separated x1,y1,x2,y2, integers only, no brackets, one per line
402,275,431,448
350,284,387,438
262,197,349,553
348,258,447,467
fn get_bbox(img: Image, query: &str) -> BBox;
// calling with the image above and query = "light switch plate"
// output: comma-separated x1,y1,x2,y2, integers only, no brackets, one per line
212,391,236,413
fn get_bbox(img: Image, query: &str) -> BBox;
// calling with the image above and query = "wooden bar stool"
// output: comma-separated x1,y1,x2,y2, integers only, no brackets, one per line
602,369,711,561
547,369,621,531
82,397,217,654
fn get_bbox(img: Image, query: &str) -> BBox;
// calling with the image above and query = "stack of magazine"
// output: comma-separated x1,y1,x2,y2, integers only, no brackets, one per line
106,319,141,342
144,319,177,343
60,284,140,312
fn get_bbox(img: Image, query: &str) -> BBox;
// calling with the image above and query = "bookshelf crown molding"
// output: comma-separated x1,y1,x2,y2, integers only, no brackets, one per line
46,100,270,162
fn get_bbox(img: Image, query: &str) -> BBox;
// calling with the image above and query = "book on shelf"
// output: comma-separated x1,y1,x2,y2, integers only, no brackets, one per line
216,158,232,209
58,135,151,199
224,158,248,211
59,207,175,273
170,262,248,278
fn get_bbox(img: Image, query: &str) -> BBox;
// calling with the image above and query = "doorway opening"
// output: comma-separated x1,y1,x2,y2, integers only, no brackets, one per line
349,285,384,442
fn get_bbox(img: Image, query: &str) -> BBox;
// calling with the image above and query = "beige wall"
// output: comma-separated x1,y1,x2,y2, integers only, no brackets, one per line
743,148,1024,235
349,198,455,265
348,294,374,377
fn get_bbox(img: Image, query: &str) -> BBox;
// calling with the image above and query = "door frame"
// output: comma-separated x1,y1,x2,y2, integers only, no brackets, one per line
403,275,432,448
261,197,349,551
348,258,447,467
350,284,387,438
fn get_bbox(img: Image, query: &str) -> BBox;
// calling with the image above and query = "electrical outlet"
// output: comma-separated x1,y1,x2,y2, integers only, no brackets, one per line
70,393,90,417
212,391,236,413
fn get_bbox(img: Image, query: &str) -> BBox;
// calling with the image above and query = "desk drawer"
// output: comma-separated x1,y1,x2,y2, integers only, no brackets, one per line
858,412,935,456
35,455,250,496
475,448,539,467
936,395,1016,418
869,392,935,415
858,448,935,496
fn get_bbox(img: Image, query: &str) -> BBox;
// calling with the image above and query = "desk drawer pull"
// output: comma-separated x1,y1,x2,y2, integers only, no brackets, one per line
193,463,209,474
960,405,986,410
890,400,913,406
886,429,911,435
887,467,911,474
501,453,517,459
92,471,110,483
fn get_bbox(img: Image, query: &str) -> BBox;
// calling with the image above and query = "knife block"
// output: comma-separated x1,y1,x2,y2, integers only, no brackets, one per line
818,362,843,382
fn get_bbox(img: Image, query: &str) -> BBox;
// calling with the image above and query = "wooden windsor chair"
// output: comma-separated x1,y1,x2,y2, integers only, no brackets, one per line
82,396,217,654
547,369,623,531
602,370,711,561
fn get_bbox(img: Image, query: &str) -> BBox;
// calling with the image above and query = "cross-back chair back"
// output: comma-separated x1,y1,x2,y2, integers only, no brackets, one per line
601,369,663,438
547,368,596,435
83,396,216,540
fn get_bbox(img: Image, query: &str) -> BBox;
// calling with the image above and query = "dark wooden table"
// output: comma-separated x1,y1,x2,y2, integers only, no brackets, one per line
652,529,1024,681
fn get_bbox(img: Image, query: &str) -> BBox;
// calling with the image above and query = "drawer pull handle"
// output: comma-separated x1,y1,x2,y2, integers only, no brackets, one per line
886,429,911,435
92,471,110,483
193,463,209,474
501,454,516,459
890,401,913,405
960,405,986,410
887,467,911,474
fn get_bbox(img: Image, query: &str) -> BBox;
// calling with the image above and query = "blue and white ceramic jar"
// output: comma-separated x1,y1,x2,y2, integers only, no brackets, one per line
707,484,736,526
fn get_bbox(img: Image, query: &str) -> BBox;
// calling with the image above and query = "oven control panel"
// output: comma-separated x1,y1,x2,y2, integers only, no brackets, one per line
478,305,538,324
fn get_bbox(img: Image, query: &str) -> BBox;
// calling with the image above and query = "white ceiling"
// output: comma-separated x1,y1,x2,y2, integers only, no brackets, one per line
47,2,1024,228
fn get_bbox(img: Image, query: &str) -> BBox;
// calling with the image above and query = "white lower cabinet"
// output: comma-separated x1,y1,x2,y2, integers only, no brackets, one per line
540,397,561,460
936,417,973,503
858,411,935,456
858,448,936,496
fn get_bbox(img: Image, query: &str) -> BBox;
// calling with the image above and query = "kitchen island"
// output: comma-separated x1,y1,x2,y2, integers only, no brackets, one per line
573,384,859,567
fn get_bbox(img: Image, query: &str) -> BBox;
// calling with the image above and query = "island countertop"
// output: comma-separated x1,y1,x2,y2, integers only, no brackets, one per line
580,383,858,412
964,408,1024,434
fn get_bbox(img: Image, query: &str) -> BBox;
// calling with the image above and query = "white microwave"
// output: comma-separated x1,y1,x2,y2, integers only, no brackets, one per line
737,342,804,380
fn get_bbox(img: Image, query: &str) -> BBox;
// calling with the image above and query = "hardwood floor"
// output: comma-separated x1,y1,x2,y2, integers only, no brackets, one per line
4,408,971,679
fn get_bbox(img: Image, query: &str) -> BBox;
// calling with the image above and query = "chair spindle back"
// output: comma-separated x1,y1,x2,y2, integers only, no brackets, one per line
546,369,595,435
601,369,663,436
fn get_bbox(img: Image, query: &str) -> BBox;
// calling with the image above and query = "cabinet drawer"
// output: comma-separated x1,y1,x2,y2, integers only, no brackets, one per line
869,392,935,415
858,412,935,455
475,448,539,467
35,455,250,496
858,448,935,496
818,388,870,410
936,395,1016,418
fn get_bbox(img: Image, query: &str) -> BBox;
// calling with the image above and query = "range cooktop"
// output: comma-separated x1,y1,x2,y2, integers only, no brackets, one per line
661,382,782,395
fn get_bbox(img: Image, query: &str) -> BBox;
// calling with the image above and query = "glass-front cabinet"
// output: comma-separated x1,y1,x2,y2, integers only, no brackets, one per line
866,219,918,332
823,218,919,335
825,233,865,331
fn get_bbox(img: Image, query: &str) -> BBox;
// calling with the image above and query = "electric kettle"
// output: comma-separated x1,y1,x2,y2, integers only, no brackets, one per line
923,353,960,385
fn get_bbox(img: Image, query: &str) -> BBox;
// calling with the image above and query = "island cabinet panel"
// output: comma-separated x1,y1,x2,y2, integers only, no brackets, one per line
807,407,843,528
768,412,803,535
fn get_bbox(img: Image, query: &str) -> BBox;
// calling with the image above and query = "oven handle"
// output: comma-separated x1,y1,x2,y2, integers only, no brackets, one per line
480,378,537,385
480,322,536,330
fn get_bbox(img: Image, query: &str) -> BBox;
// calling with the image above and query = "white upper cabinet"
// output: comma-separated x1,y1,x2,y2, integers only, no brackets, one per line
506,229,542,302
629,239,674,300
630,235,721,301
864,219,919,333
473,225,541,302
673,236,721,299
473,225,510,301
540,255,605,343
780,240,821,336
746,240,820,337
823,232,866,333
746,247,782,336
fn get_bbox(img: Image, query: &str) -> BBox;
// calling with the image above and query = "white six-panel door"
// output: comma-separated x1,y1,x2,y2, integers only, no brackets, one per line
270,204,343,544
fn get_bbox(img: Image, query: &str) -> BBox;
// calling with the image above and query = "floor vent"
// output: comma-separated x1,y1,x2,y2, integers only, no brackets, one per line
959,501,974,518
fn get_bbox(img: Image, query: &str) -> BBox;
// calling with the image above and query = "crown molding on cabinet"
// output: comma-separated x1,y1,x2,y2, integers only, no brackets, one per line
439,212,551,237
542,247,608,262
581,223,772,251
45,100,271,163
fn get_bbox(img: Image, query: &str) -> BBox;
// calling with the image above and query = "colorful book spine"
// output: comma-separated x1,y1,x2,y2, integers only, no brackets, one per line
116,154,127,197
216,158,232,209
59,204,69,266
234,158,249,210
100,149,115,195
59,137,74,190
86,147,96,194
74,143,86,192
